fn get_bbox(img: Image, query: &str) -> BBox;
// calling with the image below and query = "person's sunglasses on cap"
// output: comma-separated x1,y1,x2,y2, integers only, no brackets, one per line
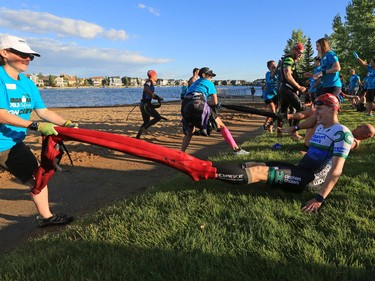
6,48,35,61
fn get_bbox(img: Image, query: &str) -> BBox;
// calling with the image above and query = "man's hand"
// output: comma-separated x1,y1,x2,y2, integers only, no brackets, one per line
38,122,58,136
301,198,323,213
64,120,79,128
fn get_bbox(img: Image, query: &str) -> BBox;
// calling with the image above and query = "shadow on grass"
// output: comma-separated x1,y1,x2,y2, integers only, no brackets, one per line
0,239,372,281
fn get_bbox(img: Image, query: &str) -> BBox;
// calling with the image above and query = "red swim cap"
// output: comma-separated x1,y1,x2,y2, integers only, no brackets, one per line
314,93,340,111
293,42,304,52
147,70,157,78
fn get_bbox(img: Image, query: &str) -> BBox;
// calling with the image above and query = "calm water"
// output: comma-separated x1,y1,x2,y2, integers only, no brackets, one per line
40,86,263,108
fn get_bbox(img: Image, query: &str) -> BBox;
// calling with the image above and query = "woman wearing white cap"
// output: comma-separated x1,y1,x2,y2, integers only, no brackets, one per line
0,35,77,227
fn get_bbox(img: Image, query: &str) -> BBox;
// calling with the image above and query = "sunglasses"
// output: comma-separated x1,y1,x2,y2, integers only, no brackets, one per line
7,48,34,61
314,100,325,106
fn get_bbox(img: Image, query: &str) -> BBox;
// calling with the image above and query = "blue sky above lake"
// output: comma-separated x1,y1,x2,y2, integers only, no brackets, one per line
0,0,347,80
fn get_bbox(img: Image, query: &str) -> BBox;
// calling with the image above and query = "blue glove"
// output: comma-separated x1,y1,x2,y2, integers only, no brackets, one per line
353,51,359,60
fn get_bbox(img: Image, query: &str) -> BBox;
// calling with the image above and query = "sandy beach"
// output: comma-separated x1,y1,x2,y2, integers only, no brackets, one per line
0,96,266,254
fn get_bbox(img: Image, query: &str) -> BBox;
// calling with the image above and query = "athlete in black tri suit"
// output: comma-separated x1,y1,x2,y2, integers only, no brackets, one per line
215,94,353,213
136,70,163,139
277,42,307,138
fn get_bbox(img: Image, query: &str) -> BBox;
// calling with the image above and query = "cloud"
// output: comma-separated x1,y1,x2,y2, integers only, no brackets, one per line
137,3,160,16
26,38,171,77
0,7,128,40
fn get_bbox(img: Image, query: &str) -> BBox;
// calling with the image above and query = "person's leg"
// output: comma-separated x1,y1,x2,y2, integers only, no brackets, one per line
214,161,268,184
216,117,240,151
181,130,193,152
143,106,162,129
26,180,53,219
136,104,150,138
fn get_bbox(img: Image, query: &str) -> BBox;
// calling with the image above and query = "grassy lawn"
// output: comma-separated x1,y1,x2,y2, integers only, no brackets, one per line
0,103,374,281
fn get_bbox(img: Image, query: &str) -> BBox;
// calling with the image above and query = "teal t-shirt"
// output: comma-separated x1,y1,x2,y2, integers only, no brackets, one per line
187,78,217,100
320,50,342,88
0,66,46,151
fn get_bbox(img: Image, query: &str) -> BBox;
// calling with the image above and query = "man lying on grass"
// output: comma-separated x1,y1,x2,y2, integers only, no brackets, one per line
215,93,354,213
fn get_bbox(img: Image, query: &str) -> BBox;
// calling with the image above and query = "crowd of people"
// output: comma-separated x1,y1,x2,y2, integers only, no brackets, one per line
0,34,374,227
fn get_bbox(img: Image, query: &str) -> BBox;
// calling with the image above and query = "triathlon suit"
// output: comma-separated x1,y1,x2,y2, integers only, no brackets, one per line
263,70,278,105
0,66,44,182
278,55,304,127
319,50,342,97
266,123,353,192
365,65,375,103
181,78,217,135
139,79,162,129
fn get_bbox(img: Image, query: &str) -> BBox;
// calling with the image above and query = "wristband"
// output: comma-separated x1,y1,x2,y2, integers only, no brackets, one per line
315,194,325,203
322,70,326,75
294,125,300,131
28,121,39,131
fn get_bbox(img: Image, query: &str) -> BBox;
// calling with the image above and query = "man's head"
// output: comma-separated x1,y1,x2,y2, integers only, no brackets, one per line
352,123,375,140
292,42,304,60
198,67,216,78
147,69,157,79
193,68,199,76
314,93,340,111
349,69,355,75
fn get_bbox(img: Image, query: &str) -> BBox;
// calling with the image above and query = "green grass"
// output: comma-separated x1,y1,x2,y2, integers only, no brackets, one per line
0,103,374,281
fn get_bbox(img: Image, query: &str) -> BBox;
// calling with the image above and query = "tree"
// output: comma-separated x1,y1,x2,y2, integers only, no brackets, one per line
283,29,307,55
330,0,375,78
300,37,315,86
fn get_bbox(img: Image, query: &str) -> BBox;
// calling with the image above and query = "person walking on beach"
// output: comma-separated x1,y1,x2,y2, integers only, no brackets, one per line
0,34,78,227
250,86,256,101
181,67,249,155
277,42,306,138
353,51,375,116
262,60,279,132
215,93,353,213
136,70,164,139
188,68,200,87
313,38,342,97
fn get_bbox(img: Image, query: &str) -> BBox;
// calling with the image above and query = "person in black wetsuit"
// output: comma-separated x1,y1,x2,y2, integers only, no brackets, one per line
136,70,163,139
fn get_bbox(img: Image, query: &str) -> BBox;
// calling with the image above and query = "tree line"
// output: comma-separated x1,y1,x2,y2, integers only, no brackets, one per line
283,0,374,86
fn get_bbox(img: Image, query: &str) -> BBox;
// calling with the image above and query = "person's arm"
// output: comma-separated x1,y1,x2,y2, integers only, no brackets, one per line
280,115,317,134
284,67,306,92
0,108,34,128
313,61,341,79
302,156,345,213
353,52,368,68
35,108,67,126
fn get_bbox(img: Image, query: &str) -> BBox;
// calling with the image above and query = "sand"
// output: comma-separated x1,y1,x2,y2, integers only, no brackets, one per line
0,96,266,254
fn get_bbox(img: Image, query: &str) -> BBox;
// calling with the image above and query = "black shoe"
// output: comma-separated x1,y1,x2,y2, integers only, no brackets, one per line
37,213,73,228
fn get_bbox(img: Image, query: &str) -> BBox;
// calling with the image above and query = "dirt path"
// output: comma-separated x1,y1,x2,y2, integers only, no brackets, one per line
0,97,265,255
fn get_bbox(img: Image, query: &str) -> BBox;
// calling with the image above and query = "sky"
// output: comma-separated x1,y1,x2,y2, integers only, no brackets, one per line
0,0,349,81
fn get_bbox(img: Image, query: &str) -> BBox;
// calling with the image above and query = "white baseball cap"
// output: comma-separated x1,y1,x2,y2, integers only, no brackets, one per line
0,35,40,57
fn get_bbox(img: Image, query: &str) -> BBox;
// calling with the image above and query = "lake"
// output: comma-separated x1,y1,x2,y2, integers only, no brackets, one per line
40,86,263,108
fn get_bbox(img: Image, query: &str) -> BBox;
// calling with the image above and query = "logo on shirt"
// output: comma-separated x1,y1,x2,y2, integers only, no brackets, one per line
8,94,33,116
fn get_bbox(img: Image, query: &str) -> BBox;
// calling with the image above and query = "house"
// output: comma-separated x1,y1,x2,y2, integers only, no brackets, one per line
108,76,123,87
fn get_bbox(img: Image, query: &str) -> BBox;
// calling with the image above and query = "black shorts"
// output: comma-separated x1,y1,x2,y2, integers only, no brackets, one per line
366,89,375,102
266,161,330,192
0,142,38,183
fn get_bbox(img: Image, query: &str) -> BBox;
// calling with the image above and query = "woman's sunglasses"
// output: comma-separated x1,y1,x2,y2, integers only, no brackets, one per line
7,48,35,61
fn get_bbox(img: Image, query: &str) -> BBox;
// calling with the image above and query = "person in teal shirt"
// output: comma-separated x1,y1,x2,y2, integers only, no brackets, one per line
0,35,77,227
353,51,375,116
313,38,342,97
181,67,249,155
